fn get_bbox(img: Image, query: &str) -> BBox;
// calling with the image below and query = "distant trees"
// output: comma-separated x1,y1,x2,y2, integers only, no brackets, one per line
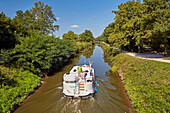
99,0,170,53
79,30,94,43
62,31,78,40
62,30,95,44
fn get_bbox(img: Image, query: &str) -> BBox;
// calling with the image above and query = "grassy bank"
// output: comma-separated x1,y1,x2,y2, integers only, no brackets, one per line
101,43,170,113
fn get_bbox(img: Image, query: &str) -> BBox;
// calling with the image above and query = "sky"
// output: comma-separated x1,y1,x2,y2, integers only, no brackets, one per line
0,0,130,38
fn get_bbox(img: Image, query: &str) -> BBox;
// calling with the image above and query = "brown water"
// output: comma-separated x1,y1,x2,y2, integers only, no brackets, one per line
14,46,133,113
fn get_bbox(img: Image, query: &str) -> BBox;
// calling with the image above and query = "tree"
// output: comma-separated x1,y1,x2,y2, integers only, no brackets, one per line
79,30,94,43
109,0,147,52
13,1,59,35
100,22,115,43
143,0,170,52
1,31,76,76
0,12,17,49
62,31,77,40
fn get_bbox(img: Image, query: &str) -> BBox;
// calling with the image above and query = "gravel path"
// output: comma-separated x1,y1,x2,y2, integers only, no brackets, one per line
103,42,170,63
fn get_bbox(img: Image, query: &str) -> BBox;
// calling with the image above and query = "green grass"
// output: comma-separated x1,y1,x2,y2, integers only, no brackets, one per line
110,63,119,72
113,53,170,113
0,66,41,113
100,43,170,112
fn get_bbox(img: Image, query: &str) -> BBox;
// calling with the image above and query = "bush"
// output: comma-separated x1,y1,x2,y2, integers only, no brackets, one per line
0,31,77,76
0,66,41,113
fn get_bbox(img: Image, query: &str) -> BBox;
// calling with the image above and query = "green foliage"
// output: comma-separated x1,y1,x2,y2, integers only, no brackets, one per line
110,63,119,72
0,66,41,113
0,12,17,49
99,0,169,53
143,0,170,52
79,30,95,43
0,1,90,113
12,1,59,35
0,31,77,76
109,0,147,51
62,30,78,40
97,22,115,43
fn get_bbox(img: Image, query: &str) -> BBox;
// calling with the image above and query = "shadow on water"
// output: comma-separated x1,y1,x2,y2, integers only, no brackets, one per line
14,46,133,113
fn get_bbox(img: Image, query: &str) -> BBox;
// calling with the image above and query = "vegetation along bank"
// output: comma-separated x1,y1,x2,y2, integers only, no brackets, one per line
0,1,95,113
101,43,170,113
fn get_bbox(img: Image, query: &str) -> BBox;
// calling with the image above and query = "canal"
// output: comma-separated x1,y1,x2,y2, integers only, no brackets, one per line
14,46,133,113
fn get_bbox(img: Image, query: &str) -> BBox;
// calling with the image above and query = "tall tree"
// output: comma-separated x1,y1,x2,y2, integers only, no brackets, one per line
13,1,59,35
143,0,170,51
109,0,147,51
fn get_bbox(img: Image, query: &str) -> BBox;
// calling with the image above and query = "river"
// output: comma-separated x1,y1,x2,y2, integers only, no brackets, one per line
14,46,134,113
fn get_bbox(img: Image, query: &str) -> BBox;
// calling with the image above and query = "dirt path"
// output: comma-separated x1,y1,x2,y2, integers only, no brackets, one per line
103,42,170,63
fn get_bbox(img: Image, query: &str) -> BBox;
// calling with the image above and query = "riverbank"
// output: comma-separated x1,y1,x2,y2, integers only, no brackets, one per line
0,42,93,113
101,44,170,112
0,66,41,113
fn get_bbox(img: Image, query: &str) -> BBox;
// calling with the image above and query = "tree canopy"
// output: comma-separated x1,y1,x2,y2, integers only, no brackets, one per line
100,0,170,53
0,12,17,49
13,1,59,35
62,30,78,40
79,30,94,43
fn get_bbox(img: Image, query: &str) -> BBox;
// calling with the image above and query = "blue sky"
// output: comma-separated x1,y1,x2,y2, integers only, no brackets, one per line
0,0,130,38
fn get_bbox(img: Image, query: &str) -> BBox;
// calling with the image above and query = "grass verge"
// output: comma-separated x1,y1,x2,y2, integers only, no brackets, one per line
114,53,170,113
100,43,170,112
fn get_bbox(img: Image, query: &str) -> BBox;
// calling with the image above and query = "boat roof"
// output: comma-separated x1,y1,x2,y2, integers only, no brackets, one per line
70,65,91,73
63,65,93,81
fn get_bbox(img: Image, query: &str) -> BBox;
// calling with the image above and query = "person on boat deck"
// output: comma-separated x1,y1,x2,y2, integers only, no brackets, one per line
78,66,82,77
80,71,85,79
89,61,93,68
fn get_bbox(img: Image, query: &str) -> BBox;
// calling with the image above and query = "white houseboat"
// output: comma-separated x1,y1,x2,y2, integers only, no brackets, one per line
63,64,98,98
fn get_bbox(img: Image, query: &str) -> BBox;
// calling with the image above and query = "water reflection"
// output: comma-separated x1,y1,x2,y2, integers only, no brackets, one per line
81,45,95,59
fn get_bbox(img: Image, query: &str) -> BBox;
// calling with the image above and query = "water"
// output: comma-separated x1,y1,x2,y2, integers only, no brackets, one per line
14,46,134,113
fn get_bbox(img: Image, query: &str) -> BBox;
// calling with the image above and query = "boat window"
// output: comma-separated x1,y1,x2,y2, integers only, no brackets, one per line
73,69,77,72
87,80,92,82
65,81,74,83
85,70,88,72
90,72,93,76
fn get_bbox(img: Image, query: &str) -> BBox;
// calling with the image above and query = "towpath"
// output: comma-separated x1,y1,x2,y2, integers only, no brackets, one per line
102,42,170,63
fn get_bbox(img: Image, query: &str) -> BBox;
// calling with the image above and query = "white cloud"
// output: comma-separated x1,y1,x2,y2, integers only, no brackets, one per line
70,25,80,28
57,17,60,20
